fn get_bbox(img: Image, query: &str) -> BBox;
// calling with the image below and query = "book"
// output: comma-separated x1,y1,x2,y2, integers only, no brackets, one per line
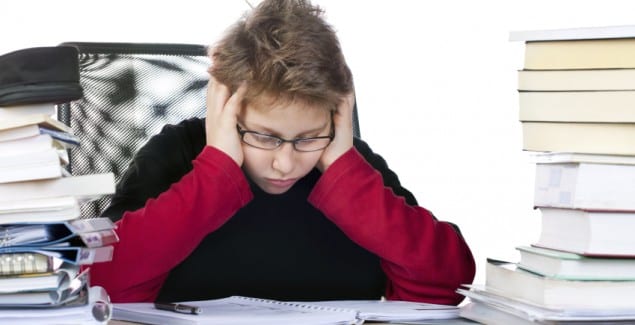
0,252,56,276
0,103,56,119
458,286,635,324
534,162,635,210
485,259,635,310
0,134,75,156
517,245,635,280
0,114,70,133
518,69,635,91
0,286,112,323
459,301,540,325
519,91,635,123
0,217,117,248
0,267,89,307
0,147,68,166
509,25,635,42
0,196,80,225
522,38,635,70
535,208,635,257
113,295,460,325
531,152,635,165
522,122,635,155
0,172,115,203
2,245,114,265
0,264,78,294
0,149,68,184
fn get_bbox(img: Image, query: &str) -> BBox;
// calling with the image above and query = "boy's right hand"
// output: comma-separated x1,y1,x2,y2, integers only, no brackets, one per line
205,78,248,166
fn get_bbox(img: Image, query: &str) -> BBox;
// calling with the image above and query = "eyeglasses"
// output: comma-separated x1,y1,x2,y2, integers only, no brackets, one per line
237,125,333,152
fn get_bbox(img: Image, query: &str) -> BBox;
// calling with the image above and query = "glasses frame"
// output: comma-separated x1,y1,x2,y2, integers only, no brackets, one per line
236,125,334,152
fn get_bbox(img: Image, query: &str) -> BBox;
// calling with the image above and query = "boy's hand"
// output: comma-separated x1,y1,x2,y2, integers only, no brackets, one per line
205,78,248,166
317,92,355,171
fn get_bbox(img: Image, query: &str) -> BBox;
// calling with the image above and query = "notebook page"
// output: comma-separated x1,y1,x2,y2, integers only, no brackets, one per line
113,295,360,325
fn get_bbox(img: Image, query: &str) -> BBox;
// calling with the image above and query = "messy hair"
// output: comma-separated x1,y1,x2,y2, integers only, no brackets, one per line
209,0,353,111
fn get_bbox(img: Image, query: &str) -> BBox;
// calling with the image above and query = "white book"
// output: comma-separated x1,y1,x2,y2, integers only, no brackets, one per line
0,173,115,203
0,286,112,323
509,24,635,42
534,162,635,210
0,149,68,184
0,196,80,225
0,148,68,167
0,103,56,119
459,286,635,324
0,134,74,155
0,264,78,294
536,208,635,257
531,152,635,165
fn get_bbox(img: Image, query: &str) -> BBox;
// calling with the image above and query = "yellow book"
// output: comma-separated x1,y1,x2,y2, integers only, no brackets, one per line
522,122,635,155
518,69,635,91
519,91,635,123
524,38,635,70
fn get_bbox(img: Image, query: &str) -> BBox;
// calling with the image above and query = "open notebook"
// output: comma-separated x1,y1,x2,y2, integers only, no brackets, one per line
113,295,459,325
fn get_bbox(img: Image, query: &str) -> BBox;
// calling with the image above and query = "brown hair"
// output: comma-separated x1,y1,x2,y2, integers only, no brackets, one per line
209,0,352,111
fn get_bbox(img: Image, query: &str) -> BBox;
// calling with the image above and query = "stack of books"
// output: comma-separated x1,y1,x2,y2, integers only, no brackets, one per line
0,103,116,323
459,25,635,324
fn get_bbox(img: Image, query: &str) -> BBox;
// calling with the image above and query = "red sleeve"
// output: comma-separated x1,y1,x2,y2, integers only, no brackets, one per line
89,146,253,302
308,148,475,305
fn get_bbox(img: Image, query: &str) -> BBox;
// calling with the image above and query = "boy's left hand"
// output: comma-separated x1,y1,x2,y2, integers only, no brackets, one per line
317,92,355,171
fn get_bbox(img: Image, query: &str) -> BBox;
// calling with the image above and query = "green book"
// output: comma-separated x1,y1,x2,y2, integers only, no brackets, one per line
517,245,635,281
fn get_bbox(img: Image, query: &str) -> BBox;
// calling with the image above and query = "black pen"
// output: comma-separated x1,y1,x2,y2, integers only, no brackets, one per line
154,302,202,315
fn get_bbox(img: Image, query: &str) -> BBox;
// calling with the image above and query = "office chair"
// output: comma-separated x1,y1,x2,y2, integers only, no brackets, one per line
58,42,361,218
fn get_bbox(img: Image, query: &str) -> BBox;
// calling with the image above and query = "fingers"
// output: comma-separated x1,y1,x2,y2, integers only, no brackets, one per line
332,92,355,136
205,78,248,166
207,77,230,117
317,92,355,172
224,82,248,117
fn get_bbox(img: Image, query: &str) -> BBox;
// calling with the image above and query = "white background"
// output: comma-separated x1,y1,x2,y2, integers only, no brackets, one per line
3,0,635,286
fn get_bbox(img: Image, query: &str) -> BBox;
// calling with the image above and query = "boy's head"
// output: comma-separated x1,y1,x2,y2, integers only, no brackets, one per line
209,0,352,112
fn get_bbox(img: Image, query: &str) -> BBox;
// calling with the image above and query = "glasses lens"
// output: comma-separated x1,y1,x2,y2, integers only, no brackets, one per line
294,137,332,152
242,132,281,149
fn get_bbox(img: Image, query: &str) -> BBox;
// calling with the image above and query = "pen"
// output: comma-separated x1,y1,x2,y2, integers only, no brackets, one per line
154,302,202,315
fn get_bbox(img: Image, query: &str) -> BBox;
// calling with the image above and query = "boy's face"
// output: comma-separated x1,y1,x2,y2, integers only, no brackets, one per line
238,94,331,194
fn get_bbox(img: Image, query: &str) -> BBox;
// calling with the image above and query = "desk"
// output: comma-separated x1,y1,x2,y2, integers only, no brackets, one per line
108,318,478,324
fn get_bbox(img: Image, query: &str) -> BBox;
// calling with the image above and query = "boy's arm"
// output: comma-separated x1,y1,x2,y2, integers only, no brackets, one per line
308,142,476,305
90,142,252,302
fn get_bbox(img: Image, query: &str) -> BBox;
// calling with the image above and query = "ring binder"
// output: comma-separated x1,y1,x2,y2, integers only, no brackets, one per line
0,252,52,276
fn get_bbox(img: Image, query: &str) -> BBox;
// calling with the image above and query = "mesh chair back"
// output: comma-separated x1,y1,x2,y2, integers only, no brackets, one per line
58,42,360,217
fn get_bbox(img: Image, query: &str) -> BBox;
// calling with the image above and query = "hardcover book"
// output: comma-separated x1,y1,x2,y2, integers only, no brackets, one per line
517,245,635,280
485,259,635,310
535,208,635,257
534,162,635,210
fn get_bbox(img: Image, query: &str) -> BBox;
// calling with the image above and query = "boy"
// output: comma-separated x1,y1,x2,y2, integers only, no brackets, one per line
90,0,475,305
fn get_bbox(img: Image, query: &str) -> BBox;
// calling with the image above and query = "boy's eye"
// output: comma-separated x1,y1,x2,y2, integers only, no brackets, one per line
253,133,280,144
